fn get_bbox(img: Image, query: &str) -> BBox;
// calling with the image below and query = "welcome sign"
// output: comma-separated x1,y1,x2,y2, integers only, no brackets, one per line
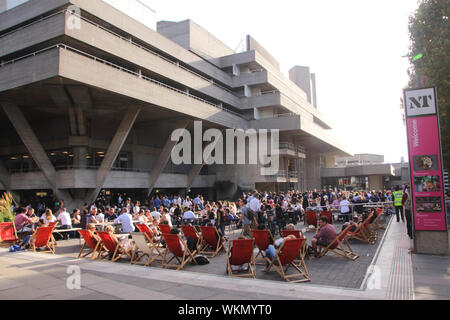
404,87,447,231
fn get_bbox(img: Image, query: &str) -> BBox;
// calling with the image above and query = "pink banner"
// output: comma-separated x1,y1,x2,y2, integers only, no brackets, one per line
407,115,446,231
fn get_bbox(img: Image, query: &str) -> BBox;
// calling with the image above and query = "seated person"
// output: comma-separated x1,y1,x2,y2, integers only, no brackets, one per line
20,219,48,250
229,235,249,271
170,228,197,253
105,225,133,256
14,207,36,234
285,223,296,231
311,216,337,257
265,234,297,265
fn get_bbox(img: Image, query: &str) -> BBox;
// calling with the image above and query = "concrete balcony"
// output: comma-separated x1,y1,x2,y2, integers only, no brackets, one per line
241,91,281,109
254,169,288,183
250,113,301,131
274,142,307,159
232,70,268,88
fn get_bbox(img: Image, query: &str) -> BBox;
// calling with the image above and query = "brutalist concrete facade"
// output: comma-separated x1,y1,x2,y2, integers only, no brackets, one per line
0,0,350,210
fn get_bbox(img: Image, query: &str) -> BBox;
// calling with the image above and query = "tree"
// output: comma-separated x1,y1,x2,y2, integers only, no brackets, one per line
0,192,14,223
407,0,450,169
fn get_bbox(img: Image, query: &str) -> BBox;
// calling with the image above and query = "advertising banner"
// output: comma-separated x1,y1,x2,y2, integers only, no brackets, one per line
404,87,447,231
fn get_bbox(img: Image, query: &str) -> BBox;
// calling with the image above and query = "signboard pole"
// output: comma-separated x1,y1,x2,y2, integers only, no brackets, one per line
404,87,449,255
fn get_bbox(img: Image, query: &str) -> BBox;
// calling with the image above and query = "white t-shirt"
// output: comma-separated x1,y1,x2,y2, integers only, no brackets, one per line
182,210,195,220
57,211,72,227
340,200,351,213
40,214,56,225
97,213,105,223
151,210,161,221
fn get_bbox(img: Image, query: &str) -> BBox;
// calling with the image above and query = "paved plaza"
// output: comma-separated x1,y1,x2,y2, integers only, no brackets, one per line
0,214,448,300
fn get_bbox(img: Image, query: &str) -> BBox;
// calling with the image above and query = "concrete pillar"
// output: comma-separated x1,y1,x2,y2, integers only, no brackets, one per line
85,105,141,204
305,152,321,190
1,102,73,204
368,175,383,191
147,119,191,197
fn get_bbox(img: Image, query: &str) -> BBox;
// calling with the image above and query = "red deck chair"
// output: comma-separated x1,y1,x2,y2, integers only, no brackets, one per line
226,239,256,278
181,225,203,248
31,226,55,254
318,224,359,261
371,208,386,230
78,229,102,259
161,233,197,270
158,224,171,235
346,216,376,244
281,230,308,271
199,226,225,257
305,211,318,227
135,223,161,246
97,231,132,262
0,222,18,247
321,211,333,224
252,229,274,265
265,238,310,283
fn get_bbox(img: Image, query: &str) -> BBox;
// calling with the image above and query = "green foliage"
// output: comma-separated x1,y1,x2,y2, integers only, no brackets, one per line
0,192,15,223
408,0,450,169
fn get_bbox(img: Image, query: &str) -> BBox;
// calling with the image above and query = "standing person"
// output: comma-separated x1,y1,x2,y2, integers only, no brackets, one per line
339,196,351,222
237,199,255,237
216,205,227,237
114,208,135,234
403,192,413,239
393,186,405,223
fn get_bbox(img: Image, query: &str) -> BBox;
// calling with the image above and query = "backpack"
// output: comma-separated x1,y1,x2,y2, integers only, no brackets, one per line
9,245,21,252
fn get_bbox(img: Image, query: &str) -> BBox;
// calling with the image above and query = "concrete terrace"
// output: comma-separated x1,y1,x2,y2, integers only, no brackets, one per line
1,215,448,300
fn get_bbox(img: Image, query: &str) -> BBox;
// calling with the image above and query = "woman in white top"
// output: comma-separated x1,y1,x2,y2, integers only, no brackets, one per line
133,201,141,216
41,209,56,225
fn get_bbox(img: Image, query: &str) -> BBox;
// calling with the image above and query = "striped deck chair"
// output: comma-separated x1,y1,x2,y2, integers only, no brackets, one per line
161,233,197,270
265,238,310,283
226,239,256,278
130,232,163,266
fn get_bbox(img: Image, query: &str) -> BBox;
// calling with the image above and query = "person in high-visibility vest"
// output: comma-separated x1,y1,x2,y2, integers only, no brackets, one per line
392,185,405,223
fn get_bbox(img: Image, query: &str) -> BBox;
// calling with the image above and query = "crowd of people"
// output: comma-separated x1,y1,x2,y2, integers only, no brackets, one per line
12,185,414,256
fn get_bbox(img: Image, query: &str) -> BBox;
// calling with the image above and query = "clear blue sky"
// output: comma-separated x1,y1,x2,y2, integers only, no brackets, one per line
151,0,419,163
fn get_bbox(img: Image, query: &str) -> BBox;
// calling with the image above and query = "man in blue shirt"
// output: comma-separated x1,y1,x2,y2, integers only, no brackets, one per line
163,196,170,208
154,196,161,209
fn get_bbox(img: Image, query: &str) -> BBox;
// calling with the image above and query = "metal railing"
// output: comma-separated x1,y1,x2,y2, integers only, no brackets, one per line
288,171,298,178
0,9,236,95
0,43,245,119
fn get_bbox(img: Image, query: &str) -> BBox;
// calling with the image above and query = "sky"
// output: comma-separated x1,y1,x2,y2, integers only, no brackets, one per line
150,0,419,164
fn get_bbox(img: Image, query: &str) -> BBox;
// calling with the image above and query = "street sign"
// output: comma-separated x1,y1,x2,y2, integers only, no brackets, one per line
404,87,447,231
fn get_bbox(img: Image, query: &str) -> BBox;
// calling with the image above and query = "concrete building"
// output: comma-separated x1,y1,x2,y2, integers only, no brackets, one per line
321,153,397,191
0,0,350,210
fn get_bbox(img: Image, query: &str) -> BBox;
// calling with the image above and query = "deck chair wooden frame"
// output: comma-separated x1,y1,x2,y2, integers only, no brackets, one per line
77,229,102,259
130,232,163,266
281,229,309,269
265,238,310,283
31,226,55,254
346,216,376,244
97,231,132,262
135,223,162,247
226,239,256,278
0,222,18,247
181,225,203,249
199,226,225,257
371,208,386,230
252,229,275,265
161,233,197,270
318,224,359,261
